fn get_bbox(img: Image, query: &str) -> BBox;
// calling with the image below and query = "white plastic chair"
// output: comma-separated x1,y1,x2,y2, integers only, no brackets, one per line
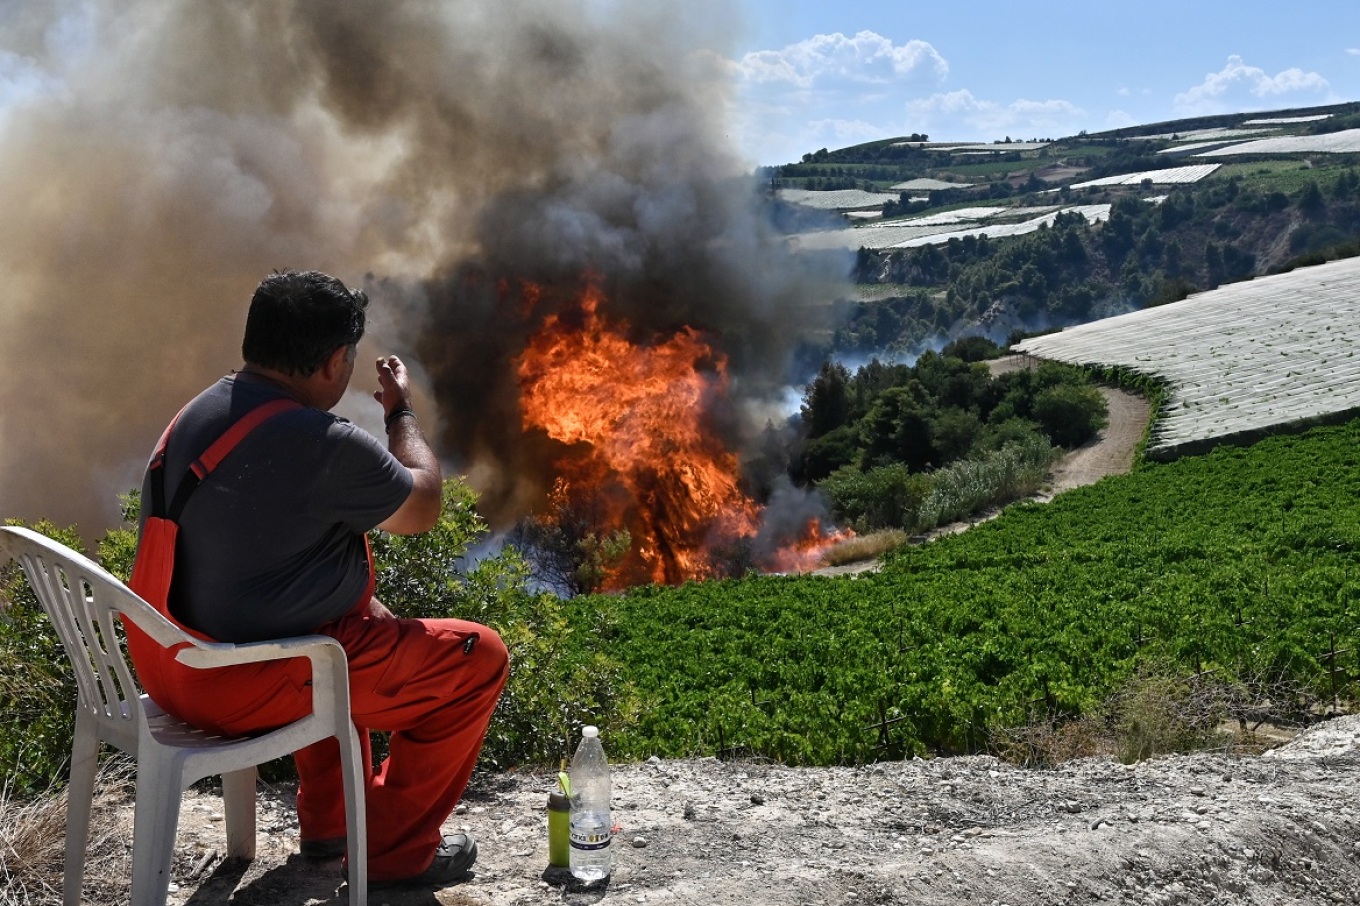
0,525,368,906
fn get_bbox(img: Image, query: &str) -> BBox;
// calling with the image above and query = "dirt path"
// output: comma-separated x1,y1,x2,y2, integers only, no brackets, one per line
986,353,1151,499
1037,384,1151,499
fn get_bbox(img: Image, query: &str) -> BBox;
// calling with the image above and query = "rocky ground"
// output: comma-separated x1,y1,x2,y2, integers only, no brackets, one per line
149,715,1360,905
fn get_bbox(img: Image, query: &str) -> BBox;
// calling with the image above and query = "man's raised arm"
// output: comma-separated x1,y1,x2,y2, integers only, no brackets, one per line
373,355,443,534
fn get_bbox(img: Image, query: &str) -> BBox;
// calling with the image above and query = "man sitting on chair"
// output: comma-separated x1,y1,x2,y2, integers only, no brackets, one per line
130,270,507,889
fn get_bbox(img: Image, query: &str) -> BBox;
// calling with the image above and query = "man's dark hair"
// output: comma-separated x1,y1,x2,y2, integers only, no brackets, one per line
242,271,369,375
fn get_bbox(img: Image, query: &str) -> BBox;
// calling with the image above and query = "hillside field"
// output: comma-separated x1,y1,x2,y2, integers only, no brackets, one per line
576,410,1360,763
1016,255,1360,459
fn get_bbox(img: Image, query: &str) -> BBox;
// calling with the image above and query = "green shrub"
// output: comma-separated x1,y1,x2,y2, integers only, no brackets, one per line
0,521,84,795
1111,670,1230,763
1032,382,1108,447
819,435,1055,535
913,435,1054,531
368,478,638,769
977,417,1047,452
990,667,1258,768
819,463,928,531
797,424,861,482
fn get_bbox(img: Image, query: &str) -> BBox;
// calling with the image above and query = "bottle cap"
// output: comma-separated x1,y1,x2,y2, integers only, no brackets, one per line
583,725,599,738
548,791,570,810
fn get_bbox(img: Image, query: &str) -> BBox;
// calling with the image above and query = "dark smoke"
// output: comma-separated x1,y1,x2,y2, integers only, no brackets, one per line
0,0,836,536
398,168,831,525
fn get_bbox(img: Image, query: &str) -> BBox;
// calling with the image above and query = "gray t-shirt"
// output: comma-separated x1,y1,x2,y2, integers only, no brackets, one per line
141,373,413,642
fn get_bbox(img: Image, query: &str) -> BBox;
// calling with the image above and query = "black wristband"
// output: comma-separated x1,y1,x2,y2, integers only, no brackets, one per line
384,406,416,431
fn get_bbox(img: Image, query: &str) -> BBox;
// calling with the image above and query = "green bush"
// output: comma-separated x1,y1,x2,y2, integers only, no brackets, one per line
818,463,928,531
818,435,1055,535
1111,670,1230,763
797,424,861,482
0,521,84,795
1032,382,1108,447
913,435,1055,532
368,478,638,769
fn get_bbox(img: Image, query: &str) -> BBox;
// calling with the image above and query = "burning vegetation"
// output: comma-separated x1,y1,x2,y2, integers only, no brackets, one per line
467,275,847,592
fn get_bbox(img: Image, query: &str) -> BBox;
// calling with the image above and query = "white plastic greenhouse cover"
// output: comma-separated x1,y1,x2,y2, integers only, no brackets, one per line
1013,256,1360,458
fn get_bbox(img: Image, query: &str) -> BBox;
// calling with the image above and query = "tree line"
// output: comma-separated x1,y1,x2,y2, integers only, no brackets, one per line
836,167,1360,359
792,340,1107,533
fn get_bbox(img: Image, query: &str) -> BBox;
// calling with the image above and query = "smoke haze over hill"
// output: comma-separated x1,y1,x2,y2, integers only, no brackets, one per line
0,0,835,534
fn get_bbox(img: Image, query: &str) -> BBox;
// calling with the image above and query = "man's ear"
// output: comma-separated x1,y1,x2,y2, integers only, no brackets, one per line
321,344,350,380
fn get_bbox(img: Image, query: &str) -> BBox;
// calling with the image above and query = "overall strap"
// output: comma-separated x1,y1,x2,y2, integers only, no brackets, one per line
128,394,305,674
147,397,302,521
144,403,189,523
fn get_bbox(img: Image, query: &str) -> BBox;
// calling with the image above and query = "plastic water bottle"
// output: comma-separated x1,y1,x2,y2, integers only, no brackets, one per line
568,725,612,881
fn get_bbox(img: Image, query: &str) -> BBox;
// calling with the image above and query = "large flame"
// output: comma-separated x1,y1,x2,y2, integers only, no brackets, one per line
515,279,836,588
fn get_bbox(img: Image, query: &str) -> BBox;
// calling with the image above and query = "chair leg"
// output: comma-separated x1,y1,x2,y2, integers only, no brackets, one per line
63,718,100,906
129,754,186,906
337,724,367,906
221,767,258,860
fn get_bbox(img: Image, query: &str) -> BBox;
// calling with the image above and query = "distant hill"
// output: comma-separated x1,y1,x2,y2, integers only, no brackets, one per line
764,102,1360,363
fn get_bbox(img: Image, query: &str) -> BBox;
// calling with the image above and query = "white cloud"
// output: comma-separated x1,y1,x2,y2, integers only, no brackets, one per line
1011,98,1083,118
1348,48,1360,56
1174,55,1330,115
1105,109,1137,129
733,109,898,165
906,88,990,117
735,30,947,88
806,117,888,146
905,89,1084,140
732,30,952,162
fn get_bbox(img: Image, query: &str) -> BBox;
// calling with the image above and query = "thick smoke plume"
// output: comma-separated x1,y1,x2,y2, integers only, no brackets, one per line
0,0,834,536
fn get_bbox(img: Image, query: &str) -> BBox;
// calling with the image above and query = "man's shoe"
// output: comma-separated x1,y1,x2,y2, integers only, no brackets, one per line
300,836,346,860
368,833,479,889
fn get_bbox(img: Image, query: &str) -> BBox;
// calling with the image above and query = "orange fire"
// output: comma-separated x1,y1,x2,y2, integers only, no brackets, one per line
764,517,838,575
515,279,839,588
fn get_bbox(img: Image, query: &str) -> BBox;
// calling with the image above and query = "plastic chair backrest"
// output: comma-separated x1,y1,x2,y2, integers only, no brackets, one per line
2,527,185,754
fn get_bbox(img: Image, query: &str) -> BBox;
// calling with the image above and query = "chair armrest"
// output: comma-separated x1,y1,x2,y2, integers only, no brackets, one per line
173,634,343,669
174,634,355,742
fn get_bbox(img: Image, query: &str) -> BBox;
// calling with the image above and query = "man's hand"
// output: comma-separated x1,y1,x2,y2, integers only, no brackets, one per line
371,354,443,535
363,598,396,621
373,355,413,418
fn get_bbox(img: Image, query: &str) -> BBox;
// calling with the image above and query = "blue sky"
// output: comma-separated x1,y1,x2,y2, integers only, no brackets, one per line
730,0,1360,165
2,2,1357,170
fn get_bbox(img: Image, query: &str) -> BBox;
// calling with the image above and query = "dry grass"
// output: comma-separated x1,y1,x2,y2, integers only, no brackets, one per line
990,667,1306,769
990,714,1116,768
0,762,132,906
821,529,908,567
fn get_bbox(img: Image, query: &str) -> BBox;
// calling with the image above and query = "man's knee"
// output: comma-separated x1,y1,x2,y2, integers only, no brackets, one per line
424,619,508,692
467,624,509,689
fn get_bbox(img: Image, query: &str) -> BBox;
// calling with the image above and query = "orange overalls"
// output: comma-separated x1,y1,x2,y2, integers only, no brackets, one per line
127,399,508,881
